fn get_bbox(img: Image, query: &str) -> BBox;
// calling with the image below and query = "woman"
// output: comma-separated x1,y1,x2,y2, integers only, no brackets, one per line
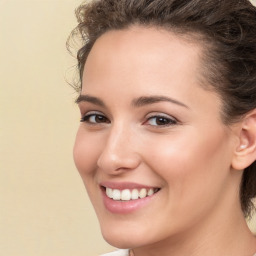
69,0,256,255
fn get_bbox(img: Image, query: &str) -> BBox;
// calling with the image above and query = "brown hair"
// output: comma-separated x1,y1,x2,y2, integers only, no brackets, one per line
68,0,256,217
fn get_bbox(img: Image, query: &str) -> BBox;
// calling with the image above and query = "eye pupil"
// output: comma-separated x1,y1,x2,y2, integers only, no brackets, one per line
156,117,169,125
95,115,107,123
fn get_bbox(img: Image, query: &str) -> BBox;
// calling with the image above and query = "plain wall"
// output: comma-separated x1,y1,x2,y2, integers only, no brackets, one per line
0,0,255,256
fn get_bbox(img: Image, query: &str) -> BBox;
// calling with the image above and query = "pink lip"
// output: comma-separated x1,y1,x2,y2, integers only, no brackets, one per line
100,182,160,214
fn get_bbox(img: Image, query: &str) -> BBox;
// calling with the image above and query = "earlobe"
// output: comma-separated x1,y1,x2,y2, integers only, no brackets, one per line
231,109,256,170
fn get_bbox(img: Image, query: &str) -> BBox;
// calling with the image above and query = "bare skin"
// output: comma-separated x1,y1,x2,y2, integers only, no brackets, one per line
73,26,256,256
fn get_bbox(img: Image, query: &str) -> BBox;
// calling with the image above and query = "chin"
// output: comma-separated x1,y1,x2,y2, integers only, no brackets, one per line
103,235,132,249
100,224,150,249
101,221,171,251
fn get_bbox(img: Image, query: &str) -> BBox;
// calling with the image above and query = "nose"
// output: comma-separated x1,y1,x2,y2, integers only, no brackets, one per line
97,124,141,174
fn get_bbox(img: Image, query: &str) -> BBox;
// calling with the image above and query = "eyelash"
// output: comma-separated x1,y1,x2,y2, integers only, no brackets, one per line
80,112,178,127
144,114,177,127
80,112,110,124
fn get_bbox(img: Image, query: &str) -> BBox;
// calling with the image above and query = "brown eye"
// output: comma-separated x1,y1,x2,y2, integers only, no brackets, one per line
146,115,177,126
80,114,110,124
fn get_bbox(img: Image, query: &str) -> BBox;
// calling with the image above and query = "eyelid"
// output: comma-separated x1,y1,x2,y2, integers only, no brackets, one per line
80,111,109,123
144,112,179,127
146,112,178,121
81,110,103,116
80,110,102,119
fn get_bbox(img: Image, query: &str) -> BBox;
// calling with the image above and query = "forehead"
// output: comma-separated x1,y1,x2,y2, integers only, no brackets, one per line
83,26,203,85
84,26,202,71
82,26,221,111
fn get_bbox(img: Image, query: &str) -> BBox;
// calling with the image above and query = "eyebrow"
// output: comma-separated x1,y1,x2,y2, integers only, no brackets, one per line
132,96,189,109
75,94,106,107
76,94,189,109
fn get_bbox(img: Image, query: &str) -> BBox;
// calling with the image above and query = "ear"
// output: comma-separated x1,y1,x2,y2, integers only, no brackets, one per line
231,109,256,170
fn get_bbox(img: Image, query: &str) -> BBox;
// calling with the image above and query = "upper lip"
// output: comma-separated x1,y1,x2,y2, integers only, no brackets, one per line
100,181,159,190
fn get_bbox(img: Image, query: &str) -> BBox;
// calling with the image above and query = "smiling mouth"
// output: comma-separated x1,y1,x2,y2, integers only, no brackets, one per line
102,187,160,201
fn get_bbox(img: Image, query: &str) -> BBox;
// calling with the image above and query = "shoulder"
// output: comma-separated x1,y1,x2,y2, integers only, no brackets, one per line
100,249,129,256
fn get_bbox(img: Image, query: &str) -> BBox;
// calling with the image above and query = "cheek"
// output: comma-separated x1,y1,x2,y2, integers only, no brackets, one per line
143,126,232,208
148,125,230,174
73,127,99,178
73,128,103,210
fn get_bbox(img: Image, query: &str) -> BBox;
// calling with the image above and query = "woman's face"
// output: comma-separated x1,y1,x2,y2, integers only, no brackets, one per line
73,27,238,248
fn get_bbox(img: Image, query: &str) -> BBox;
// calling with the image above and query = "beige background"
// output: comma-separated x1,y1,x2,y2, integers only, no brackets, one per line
0,0,113,255
0,0,255,256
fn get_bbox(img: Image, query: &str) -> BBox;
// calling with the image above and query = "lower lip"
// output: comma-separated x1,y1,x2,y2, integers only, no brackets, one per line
101,188,159,214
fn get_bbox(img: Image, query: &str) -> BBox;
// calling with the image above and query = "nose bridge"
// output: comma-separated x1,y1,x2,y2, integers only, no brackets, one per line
97,121,140,172
111,124,128,150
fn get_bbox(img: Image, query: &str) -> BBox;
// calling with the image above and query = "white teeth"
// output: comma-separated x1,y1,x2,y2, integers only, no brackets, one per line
112,189,121,200
131,189,139,200
147,188,154,196
121,189,131,201
139,188,147,199
105,187,158,201
106,187,113,198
